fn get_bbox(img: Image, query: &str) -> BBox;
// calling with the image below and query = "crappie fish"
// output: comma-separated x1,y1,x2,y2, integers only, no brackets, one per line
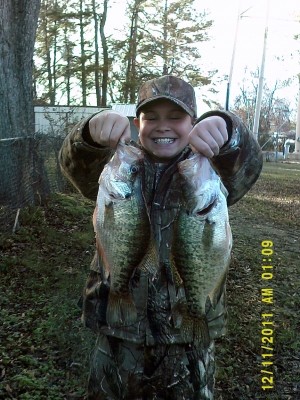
93,143,150,327
172,153,232,344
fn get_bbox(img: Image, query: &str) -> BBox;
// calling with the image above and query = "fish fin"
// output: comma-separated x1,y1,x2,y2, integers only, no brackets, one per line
106,292,137,328
180,316,194,342
166,256,182,289
171,301,195,345
172,263,183,288
208,268,229,310
193,317,210,348
172,301,210,347
138,239,158,275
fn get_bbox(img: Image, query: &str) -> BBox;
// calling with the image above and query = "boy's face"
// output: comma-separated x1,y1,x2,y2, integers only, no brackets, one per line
134,99,194,162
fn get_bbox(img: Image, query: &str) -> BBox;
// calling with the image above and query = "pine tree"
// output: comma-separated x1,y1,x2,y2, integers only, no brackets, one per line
35,0,95,105
139,0,214,87
34,0,215,105
108,0,214,104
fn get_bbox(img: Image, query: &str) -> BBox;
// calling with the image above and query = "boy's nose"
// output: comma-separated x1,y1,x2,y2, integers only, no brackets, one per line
156,122,171,132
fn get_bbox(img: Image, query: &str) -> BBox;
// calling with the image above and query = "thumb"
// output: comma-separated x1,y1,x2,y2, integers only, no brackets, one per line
120,124,131,144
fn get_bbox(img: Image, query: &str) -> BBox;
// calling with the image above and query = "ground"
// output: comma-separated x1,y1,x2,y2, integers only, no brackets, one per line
0,161,299,399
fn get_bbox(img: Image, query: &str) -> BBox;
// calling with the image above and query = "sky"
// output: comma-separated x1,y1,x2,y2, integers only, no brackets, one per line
108,0,300,118
196,0,300,114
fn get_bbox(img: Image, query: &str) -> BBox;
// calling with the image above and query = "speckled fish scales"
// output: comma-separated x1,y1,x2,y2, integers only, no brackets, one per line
172,153,232,343
93,143,150,328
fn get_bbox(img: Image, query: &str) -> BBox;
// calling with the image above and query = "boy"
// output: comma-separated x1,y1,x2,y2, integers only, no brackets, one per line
59,75,263,399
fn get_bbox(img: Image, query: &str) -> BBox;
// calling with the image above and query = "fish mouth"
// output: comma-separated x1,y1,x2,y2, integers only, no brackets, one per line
195,199,217,216
110,191,131,200
153,138,176,144
108,180,132,200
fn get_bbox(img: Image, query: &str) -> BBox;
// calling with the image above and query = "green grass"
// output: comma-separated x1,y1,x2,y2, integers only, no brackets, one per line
0,193,95,399
0,162,299,399
214,161,300,399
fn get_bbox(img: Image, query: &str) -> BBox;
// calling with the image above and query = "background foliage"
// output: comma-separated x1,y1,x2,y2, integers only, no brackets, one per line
34,0,214,107
33,0,297,145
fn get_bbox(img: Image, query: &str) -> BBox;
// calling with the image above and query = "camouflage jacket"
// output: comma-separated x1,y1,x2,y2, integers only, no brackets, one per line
59,110,263,345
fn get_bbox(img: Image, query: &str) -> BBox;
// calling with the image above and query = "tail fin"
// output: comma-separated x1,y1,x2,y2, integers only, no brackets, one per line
172,301,210,348
171,301,194,343
193,317,210,348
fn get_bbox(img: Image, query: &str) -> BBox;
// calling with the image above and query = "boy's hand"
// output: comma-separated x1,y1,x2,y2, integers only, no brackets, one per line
89,110,131,149
188,116,228,158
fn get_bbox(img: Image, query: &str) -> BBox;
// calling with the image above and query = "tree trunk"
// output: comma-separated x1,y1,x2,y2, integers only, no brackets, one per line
80,0,87,106
125,0,145,103
0,0,50,208
129,7,138,103
0,0,41,138
92,0,101,106
162,0,169,75
100,0,109,107
64,25,72,105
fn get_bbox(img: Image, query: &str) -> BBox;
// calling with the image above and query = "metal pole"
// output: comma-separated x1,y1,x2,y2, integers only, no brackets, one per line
225,1,241,111
252,0,270,142
225,2,252,111
295,74,300,156
275,133,279,162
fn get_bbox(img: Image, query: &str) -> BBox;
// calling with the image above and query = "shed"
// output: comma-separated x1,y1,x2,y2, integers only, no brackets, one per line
34,104,139,140
34,105,107,136
111,104,138,141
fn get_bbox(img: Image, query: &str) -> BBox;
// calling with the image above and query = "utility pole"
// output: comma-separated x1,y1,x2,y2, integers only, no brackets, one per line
225,2,252,111
252,0,270,142
295,73,300,157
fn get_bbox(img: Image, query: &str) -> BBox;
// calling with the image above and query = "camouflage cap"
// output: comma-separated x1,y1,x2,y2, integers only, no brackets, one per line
136,75,197,118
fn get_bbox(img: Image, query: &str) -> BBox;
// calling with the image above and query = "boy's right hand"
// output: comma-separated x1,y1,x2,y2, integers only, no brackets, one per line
89,110,131,149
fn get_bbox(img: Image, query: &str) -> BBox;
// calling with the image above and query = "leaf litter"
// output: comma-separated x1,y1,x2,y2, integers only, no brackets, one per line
0,163,299,399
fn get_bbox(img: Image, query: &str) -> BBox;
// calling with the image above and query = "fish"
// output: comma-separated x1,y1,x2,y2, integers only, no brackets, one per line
93,142,150,328
171,153,232,345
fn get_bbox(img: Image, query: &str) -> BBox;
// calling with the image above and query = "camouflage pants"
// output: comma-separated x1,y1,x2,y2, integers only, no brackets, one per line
87,334,215,400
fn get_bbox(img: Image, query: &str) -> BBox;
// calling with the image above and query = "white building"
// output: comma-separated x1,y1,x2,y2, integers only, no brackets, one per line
34,104,139,140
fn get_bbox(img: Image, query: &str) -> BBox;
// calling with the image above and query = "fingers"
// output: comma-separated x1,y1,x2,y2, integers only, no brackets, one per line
189,116,228,158
120,124,131,143
89,111,131,148
110,122,131,147
189,135,220,158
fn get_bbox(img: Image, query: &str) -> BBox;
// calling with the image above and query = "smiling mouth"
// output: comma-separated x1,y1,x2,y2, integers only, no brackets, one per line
153,138,175,144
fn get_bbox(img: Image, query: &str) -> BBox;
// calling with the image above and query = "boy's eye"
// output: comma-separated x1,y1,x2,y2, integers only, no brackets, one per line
143,113,157,120
169,113,184,119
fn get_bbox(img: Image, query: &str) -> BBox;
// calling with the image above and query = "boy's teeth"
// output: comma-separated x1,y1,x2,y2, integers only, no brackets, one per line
154,138,175,144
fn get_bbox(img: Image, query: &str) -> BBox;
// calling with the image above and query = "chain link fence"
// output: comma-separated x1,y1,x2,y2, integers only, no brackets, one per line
0,106,96,233
0,106,135,233
0,134,71,233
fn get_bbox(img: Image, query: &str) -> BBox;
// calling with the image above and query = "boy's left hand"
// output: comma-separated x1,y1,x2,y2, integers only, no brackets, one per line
188,116,228,158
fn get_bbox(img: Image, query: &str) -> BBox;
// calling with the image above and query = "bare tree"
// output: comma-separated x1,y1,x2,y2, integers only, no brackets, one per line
232,71,293,146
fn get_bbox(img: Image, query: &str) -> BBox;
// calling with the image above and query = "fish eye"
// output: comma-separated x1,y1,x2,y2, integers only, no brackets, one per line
130,165,139,174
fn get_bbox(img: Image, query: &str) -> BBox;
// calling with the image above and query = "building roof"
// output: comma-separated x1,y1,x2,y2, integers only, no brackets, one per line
111,104,136,117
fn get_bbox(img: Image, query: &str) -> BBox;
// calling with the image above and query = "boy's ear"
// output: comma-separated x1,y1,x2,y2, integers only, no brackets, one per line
133,117,140,129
